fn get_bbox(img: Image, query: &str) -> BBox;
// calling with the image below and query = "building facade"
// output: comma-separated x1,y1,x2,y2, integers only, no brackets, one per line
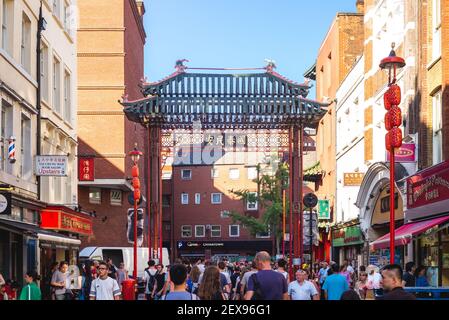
77,0,147,248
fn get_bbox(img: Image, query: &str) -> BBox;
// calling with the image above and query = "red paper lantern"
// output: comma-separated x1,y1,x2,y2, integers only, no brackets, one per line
386,84,401,106
132,165,139,178
132,177,140,189
383,92,392,110
390,127,402,148
134,189,141,200
385,132,391,151
385,106,402,130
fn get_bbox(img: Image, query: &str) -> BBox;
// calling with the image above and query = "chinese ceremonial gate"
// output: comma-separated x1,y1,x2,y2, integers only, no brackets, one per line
121,60,329,268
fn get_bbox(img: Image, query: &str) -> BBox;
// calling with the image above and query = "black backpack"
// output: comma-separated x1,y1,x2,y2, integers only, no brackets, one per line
249,273,265,300
145,269,156,292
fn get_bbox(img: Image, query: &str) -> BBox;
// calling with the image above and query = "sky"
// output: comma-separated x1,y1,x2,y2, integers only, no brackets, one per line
143,0,356,99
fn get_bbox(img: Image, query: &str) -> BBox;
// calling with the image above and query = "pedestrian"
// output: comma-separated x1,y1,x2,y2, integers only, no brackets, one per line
83,260,94,301
276,259,290,283
188,265,201,294
233,268,246,301
288,269,319,300
196,258,206,274
376,264,416,300
402,261,416,287
143,260,158,300
153,263,167,300
198,266,226,300
354,271,368,299
244,251,288,300
339,264,351,287
0,271,5,286
415,266,429,287
0,284,8,300
43,262,58,300
366,265,383,297
322,263,348,300
89,261,121,300
51,261,69,300
19,271,42,300
239,261,258,297
230,266,240,295
340,289,361,300
318,261,329,299
91,260,99,279
218,261,232,299
106,258,118,280
162,264,199,300
4,279,18,300
116,262,129,288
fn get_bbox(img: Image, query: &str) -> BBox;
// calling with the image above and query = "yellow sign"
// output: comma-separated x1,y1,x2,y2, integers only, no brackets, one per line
343,173,365,186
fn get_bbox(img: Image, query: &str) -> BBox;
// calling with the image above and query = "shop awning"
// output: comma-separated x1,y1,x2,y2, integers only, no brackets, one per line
370,215,449,250
37,233,81,246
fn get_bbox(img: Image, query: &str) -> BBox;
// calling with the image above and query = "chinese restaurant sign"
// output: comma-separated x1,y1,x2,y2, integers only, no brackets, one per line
332,225,364,247
386,143,416,162
318,200,330,220
343,173,365,186
35,155,68,176
407,160,449,209
78,158,95,181
41,209,93,235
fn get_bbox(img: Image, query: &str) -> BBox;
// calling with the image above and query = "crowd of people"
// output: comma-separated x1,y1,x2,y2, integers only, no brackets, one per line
0,252,426,300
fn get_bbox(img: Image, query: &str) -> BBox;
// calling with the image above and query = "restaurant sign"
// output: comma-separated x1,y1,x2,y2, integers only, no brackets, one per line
35,155,68,176
386,143,416,163
343,173,365,186
78,158,95,181
407,160,449,209
332,225,364,247
41,208,93,235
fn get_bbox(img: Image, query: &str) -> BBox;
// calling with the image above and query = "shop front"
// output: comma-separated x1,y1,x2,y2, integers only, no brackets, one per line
176,240,272,262
331,222,364,269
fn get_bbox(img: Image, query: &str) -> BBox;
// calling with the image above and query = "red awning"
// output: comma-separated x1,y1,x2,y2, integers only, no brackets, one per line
370,215,449,250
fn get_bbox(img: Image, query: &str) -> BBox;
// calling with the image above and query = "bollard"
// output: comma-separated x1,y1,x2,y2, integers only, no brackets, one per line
122,279,136,300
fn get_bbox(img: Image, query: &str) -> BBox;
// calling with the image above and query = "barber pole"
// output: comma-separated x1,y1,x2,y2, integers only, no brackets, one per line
8,136,16,164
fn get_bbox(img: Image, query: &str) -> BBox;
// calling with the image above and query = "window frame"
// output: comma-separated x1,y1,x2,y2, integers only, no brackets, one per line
20,113,32,180
181,193,189,205
211,168,219,179
229,168,240,180
63,69,71,123
110,190,122,206
210,225,221,238
88,188,101,204
181,169,192,180
195,225,205,238
21,12,31,73
432,0,442,60
194,193,201,205
247,167,258,180
246,192,258,211
181,225,192,238
1,0,13,52
432,90,443,165
211,193,222,204
229,225,240,237
52,56,61,114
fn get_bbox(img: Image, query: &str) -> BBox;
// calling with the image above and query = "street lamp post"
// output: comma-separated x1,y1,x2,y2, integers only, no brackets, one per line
129,144,143,279
379,43,406,264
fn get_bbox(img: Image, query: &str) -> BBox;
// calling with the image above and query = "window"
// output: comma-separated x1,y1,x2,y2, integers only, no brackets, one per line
247,167,258,180
256,231,271,238
63,1,69,32
432,0,441,60
229,168,239,180
21,13,31,73
229,225,240,237
220,210,230,218
211,193,222,204
0,100,12,172
53,0,61,20
63,70,71,122
53,57,61,113
181,225,192,238
162,195,171,207
246,192,258,211
89,188,101,204
181,169,192,180
181,193,189,205
195,225,205,238
432,90,443,165
195,193,201,204
110,190,122,206
211,168,219,178
211,225,221,237
20,115,32,180
1,0,12,52
40,43,49,102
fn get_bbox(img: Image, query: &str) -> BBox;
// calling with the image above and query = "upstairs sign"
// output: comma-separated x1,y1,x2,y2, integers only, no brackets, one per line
35,155,68,176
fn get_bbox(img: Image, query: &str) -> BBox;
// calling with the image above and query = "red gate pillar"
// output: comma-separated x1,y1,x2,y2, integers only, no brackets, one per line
150,126,161,262
291,125,302,264
147,126,152,260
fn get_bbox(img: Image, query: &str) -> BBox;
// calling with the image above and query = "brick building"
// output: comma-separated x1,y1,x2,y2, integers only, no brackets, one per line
77,0,147,248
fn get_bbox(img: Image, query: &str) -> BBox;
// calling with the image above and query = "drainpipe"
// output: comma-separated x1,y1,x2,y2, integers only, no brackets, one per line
36,1,45,201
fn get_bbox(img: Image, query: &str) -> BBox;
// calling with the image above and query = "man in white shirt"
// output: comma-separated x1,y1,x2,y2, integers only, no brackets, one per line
288,270,319,300
90,261,121,300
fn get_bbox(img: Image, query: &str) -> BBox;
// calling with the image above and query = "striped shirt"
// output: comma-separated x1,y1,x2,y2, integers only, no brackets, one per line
90,277,121,300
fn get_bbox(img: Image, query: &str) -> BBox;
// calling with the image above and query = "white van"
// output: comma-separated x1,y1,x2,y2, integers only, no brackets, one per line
79,247,170,278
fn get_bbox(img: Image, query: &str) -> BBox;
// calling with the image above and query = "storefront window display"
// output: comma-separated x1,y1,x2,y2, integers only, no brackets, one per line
419,225,449,286
369,247,404,268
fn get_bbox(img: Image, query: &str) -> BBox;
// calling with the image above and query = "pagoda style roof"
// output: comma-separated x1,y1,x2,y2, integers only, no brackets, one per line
122,61,330,129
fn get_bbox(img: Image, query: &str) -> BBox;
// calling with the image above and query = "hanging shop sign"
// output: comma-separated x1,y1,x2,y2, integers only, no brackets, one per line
0,192,12,215
407,160,449,209
386,143,416,163
41,207,93,235
343,173,365,186
78,158,95,181
35,155,68,176
332,225,364,247
318,200,330,220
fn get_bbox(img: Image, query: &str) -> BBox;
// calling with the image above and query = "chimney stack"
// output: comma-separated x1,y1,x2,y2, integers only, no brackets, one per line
356,0,364,14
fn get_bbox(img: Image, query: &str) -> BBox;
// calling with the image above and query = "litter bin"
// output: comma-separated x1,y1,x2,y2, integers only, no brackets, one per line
122,279,136,300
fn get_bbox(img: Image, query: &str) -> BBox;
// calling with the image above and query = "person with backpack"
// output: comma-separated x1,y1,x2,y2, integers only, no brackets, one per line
143,260,157,300
162,264,199,300
244,251,288,300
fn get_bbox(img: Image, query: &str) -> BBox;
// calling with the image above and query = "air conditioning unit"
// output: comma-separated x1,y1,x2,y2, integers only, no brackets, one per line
206,224,211,230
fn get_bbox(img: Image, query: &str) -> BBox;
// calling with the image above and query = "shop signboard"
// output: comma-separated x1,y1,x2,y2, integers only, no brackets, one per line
332,225,364,247
407,160,449,209
41,208,93,235
78,158,95,181
318,200,330,220
0,192,11,215
343,173,365,186
35,155,68,176
386,143,416,162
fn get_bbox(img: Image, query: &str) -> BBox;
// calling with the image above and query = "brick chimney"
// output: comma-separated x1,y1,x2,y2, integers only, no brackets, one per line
136,0,145,17
356,0,364,14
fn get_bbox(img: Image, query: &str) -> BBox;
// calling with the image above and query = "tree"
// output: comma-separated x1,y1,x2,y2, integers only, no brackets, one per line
229,161,290,256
